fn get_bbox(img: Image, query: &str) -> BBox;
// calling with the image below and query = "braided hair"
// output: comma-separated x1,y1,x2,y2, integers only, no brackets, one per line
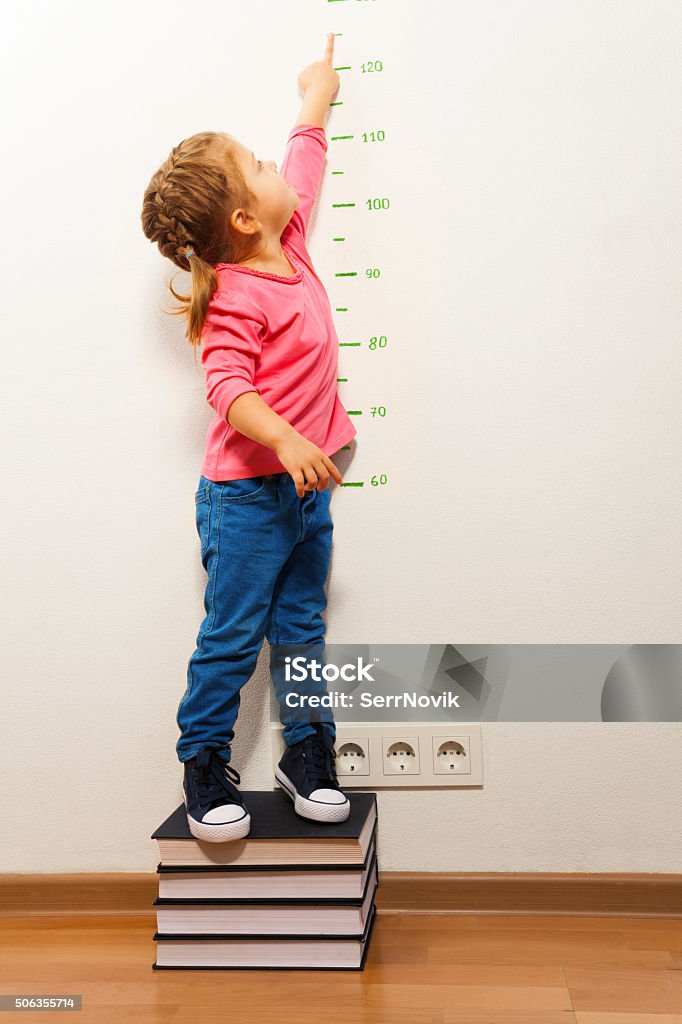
140,131,260,347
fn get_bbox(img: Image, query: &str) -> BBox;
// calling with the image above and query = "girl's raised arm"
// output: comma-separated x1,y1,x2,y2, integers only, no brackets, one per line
295,33,339,128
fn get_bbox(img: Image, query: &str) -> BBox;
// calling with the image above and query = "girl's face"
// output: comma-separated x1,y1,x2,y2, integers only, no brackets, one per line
227,137,298,236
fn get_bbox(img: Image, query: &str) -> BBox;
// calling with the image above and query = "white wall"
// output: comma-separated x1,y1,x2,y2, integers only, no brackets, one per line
1,0,681,872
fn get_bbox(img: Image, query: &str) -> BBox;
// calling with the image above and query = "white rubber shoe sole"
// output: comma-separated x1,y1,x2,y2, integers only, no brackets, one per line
275,766,351,823
186,806,251,843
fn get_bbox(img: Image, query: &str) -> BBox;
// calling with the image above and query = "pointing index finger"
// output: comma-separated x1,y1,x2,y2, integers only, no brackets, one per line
324,32,335,64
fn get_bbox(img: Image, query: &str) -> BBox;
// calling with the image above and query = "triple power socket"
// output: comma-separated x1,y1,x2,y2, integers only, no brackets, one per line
271,723,483,788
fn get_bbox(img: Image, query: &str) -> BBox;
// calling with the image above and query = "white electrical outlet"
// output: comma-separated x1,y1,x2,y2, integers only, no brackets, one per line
433,736,470,775
269,723,484,789
382,737,420,775
336,738,370,776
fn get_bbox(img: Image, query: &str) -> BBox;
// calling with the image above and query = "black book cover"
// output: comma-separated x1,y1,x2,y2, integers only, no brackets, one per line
151,901,378,971
153,849,378,908
156,818,378,874
151,790,376,843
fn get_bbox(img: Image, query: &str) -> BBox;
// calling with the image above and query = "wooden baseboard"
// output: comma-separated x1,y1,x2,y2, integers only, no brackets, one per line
1,872,680,918
377,872,682,916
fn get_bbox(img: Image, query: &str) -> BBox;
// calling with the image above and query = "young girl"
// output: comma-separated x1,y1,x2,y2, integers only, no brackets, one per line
141,34,356,843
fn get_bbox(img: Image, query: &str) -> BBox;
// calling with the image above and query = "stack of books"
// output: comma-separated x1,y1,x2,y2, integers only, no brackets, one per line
150,790,378,970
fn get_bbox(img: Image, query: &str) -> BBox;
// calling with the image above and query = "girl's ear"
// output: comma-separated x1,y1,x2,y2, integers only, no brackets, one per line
230,207,261,237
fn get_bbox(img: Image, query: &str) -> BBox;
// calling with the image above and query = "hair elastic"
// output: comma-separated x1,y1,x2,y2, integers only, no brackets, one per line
185,247,195,259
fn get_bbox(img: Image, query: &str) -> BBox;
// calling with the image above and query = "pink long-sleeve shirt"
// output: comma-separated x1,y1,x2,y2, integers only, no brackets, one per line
198,123,357,481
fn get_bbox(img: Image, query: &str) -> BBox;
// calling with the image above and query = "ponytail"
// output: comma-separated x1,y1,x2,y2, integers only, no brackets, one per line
140,131,259,353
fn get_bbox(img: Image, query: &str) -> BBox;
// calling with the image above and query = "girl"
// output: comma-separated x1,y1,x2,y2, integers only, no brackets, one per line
140,34,356,843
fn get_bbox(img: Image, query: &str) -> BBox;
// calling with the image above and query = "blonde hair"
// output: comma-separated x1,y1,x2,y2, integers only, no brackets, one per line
140,131,260,348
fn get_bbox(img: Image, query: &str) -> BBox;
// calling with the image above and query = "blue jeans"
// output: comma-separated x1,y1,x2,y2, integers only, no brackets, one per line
176,471,338,765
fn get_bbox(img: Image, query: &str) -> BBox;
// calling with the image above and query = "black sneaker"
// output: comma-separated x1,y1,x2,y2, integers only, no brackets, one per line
183,745,251,843
275,723,350,823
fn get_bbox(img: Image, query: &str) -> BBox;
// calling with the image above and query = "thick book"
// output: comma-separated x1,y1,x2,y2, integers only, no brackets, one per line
151,791,377,868
152,900,377,970
153,848,378,936
157,821,377,901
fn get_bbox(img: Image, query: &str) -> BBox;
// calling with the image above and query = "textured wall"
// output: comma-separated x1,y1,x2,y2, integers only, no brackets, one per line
2,0,681,872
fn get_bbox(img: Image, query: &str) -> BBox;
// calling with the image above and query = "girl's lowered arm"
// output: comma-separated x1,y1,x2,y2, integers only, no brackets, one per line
227,391,296,452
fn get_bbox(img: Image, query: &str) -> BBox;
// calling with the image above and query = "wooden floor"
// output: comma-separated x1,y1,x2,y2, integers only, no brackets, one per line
1,911,681,1023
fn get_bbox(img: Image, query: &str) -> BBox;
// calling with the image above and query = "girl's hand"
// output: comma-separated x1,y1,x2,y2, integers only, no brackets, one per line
297,33,339,98
274,429,344,497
